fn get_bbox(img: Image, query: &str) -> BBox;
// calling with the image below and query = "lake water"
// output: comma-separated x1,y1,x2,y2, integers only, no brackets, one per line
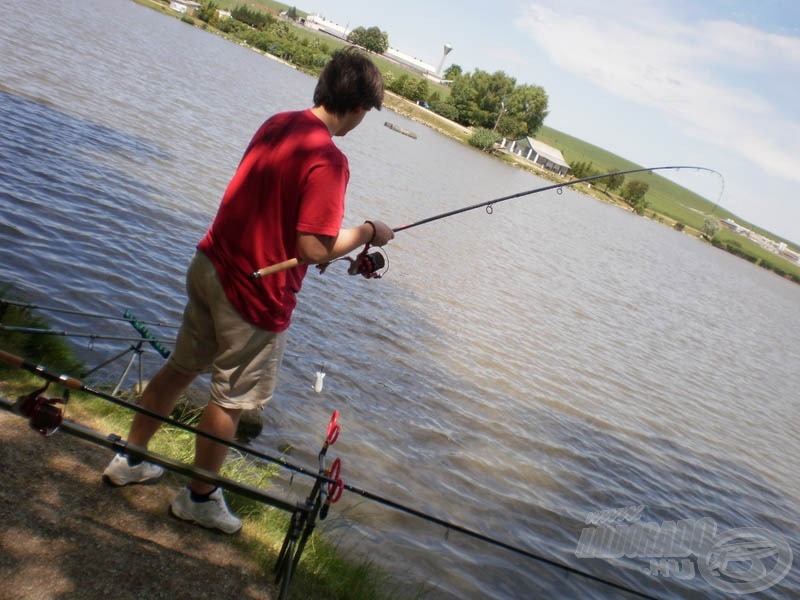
1,1,798,598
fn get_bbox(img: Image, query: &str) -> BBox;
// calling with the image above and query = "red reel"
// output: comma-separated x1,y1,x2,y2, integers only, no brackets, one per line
15,383,66,436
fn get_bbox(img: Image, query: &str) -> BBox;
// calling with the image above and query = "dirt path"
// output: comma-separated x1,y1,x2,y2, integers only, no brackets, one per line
0,405,276,600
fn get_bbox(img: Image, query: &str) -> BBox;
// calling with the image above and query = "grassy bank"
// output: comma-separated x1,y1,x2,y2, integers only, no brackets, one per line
0,299,423,600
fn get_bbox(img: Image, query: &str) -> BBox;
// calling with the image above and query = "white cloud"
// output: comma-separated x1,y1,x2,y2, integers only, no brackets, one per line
514,2,800,183
703,20,800,67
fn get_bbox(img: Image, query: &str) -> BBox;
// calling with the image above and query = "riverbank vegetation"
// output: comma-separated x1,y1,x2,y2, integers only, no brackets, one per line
0,297,424,600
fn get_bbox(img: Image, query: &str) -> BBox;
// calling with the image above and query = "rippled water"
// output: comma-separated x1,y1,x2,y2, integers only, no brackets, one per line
2,1,799,598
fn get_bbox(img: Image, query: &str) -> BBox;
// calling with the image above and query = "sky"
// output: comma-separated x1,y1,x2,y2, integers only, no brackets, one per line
311,0,800,245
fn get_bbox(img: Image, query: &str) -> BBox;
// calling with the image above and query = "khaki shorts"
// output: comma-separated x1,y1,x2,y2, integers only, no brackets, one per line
169,251,286,411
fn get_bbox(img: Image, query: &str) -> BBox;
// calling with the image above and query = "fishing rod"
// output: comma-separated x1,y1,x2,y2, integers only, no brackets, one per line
1,305,173,362
0,324,177,347
1,300,179,328
339,480,660,599
0,349,332,483
393,165,723,232
251,165,723,279
0,348,661,599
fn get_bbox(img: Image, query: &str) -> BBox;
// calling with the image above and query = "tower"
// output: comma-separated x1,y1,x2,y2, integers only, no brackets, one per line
437,43,453,76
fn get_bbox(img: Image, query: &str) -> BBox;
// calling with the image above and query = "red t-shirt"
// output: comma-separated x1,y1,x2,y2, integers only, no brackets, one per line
197,109,348,332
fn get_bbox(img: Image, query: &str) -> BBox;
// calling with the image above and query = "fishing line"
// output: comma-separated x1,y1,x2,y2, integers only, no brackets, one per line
0,349,660,599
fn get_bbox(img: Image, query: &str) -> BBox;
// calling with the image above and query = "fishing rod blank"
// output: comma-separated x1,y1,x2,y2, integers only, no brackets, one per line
250,165,723,278
393,165,723,232
0,395,298,513
0,324,177,346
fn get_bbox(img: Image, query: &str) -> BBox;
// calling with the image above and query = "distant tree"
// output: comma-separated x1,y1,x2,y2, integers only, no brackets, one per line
430,100,459,121
500,84,548,138
621,180,650,214
197,0,218,24
287,6,298,20
604,171,625,193
385,72,425,101
449,69,515,129
347,26,389,54
409,77,430,102
448,69,548,138
232,5,274,29
569,161,598,179
444,64,462,80
703,216,720,239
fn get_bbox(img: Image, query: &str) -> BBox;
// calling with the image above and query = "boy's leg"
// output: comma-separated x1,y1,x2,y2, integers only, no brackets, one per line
189,402,242,495
128,362,197,447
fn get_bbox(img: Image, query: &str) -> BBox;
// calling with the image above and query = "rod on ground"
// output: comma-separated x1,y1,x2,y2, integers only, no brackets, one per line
0,349,660,599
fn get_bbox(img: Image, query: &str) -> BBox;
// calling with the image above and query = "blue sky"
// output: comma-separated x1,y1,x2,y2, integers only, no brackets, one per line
313,1,800,245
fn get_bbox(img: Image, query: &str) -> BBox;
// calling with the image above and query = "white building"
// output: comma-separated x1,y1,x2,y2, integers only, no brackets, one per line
303,14,449,83
501,137,570,176
169,0,200,14
303,14,349,39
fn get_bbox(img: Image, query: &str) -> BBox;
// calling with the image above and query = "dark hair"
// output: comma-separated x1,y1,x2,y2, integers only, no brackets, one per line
313,47,384,115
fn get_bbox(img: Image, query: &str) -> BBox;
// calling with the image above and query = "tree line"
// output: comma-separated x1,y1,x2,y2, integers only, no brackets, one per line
202,5,550,140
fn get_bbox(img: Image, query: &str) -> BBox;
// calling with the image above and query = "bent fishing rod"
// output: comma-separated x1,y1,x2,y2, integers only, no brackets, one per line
251,165,723,279
0,348,660,599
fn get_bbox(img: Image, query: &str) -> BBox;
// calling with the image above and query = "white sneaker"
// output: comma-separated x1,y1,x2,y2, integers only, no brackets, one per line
170,486,242,534
103,453,164,486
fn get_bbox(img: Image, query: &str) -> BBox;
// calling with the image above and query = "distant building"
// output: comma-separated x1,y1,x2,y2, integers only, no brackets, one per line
303,14,349,40
501,137,570,176
721,218,741,232
302,14,450,84
169,0,200,14
383,47,438,78
779,245,800,264
721,219,800,263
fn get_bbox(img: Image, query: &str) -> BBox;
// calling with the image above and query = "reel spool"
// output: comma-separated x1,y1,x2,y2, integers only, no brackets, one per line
14,382,68,436
346,245,388,279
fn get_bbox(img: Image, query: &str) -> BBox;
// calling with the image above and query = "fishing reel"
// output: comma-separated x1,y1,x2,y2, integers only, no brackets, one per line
345,244,388,279
318,244,388,279
14,382,68,436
